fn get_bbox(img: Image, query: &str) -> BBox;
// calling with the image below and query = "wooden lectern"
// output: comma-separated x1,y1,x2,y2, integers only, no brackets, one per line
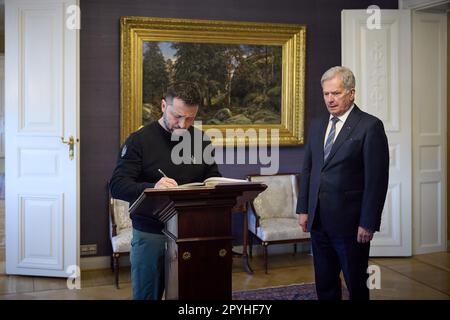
129,182,266,300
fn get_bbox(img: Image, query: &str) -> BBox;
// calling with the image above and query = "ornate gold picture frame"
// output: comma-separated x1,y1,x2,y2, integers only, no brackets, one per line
120,16,306,146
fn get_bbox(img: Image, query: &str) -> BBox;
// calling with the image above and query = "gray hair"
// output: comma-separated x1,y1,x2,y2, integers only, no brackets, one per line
320,66,355,91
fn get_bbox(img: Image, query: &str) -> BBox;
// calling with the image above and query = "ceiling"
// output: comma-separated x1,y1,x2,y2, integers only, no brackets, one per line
0,0,446,36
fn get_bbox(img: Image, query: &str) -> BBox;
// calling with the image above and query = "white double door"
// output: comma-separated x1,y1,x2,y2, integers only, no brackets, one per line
5,0,80,277
342,9,447,256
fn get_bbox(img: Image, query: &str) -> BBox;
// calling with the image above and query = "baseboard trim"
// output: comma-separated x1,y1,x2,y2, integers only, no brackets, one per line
80,255,130,271
80,243,312,271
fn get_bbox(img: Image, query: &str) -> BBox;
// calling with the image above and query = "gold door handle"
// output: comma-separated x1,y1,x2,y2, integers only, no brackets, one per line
61,136,79,160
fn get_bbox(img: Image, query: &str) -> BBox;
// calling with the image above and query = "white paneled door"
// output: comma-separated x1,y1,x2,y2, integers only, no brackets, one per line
0,55,4,159
342,10,413,256
412,11,447,254
5,0,80,276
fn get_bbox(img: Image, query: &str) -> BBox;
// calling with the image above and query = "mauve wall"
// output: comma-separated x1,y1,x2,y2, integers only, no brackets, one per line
80,0,398,256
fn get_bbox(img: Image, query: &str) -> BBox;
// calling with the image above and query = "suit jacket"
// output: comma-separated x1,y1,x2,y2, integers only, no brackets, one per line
296,106,389,236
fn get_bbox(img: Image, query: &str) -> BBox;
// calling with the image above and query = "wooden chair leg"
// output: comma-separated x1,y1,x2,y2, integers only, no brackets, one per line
263,243,268,274
249,233,253,259
113,253,120,289
110,254,114,272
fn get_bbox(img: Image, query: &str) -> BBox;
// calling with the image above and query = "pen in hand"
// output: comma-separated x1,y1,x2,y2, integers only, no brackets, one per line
158,169,168,178
156,169,178,188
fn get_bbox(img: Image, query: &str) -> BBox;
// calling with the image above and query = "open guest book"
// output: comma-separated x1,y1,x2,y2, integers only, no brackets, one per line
129,176,256,222
177,177,248,188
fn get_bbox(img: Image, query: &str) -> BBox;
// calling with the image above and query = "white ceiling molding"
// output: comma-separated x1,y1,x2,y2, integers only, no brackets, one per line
399,0,450,12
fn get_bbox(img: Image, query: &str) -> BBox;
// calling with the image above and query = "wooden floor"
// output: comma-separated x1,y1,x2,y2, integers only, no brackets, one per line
0,248,449,300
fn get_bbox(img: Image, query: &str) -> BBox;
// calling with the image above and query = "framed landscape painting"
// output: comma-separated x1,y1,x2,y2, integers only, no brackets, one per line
120,17,306,146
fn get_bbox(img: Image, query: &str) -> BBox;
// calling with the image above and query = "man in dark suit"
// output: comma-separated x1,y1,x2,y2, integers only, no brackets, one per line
297,66,389,300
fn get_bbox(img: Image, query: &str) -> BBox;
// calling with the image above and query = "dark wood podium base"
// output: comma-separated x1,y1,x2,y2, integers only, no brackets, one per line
164,205,233,300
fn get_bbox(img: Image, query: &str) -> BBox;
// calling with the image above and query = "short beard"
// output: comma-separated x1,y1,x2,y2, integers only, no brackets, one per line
162,112,173,133
162,111,186,136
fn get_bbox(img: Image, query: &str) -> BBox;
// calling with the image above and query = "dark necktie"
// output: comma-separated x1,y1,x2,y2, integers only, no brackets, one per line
324,117,339,161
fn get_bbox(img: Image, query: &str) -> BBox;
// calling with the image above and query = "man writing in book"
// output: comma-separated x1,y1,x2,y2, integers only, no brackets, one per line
110,82,221,300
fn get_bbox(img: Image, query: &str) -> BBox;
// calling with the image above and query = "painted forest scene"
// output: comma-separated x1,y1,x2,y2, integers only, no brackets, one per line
142,41,282,126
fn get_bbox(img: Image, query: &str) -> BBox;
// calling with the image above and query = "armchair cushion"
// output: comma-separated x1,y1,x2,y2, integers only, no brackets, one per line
248,174,310,242
112,198,132,232
108,187,133,289
111,228,132,253
109,197,132,253
247,174,310,273
255,218,309,242
250,175,298,220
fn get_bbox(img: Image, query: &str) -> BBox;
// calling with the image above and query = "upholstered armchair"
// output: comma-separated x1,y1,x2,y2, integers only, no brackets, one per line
108,193,132,289
247,174,310,273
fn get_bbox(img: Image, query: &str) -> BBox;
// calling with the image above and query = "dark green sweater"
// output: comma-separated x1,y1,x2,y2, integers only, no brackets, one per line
110,121,221,233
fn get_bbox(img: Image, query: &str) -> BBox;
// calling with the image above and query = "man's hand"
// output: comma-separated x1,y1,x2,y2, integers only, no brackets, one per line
298,213,308,232
155,177,178,189
357,226,373,243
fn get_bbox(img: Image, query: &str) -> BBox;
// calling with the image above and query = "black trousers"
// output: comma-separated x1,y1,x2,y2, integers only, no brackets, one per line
310,213,370,300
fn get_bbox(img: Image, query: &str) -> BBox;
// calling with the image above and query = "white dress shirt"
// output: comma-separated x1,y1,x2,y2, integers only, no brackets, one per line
323,104,355,147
